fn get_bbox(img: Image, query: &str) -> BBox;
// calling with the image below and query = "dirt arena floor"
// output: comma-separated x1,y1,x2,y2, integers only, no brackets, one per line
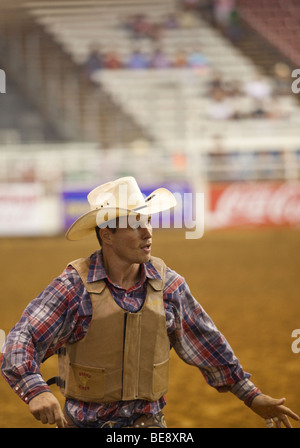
0,227,300,428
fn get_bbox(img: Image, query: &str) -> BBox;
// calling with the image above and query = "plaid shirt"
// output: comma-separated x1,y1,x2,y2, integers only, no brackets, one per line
1,250,260,426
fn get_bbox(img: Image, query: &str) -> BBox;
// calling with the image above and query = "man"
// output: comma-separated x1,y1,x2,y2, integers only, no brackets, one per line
1,177,299,428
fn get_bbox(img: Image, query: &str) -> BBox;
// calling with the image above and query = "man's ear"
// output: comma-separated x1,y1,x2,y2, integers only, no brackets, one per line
99,227,113,246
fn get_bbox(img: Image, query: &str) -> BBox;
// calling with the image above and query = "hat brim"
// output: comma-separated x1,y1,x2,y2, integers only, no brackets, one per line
66,188,176,241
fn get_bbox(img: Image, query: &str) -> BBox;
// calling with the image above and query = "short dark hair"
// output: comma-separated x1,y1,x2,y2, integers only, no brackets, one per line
95,220,118,247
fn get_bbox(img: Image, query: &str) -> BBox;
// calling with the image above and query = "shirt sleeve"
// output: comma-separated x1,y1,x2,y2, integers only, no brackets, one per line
0,267,91,404
163,268,261,406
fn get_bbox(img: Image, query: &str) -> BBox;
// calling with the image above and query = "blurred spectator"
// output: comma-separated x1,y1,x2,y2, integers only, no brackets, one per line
244,73,273,118
127,49,149,69
122,13,164,41
205,71,290,121
226,7,242,42
163,13,180,29
182,0,200,11
173,49,188,68
198,0,214,20
187,47,209,70
207,70,225,95
225,78,252,119
104,51,123,69
148,22,164,42
244,73,272,101
178,10,200,28
83,44,104,79
207,87,234,120
213,0,236,28
119,14,135,32
131,14,153,39
273,62,292,95
149,47,171,69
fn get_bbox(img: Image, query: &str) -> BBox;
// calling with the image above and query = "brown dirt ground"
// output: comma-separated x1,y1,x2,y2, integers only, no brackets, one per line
0,228,300,428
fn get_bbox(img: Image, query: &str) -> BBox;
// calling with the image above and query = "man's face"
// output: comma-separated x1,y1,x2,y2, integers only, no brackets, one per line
104,214,153,265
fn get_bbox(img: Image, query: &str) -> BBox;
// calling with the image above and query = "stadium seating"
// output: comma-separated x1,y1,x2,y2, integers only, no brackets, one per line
0,0,299,173
16,0,298,151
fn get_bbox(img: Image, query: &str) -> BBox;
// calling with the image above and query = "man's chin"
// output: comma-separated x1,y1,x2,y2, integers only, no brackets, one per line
139,250,151,263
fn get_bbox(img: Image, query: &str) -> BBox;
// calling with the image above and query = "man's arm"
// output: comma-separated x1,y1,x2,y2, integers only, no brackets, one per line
1,267,91,425
164,269,299,427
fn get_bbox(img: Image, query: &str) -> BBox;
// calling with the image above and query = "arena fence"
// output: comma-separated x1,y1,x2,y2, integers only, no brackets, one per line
0,142,300,237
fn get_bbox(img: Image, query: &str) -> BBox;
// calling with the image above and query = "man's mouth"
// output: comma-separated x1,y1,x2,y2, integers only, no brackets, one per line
141,243,151,253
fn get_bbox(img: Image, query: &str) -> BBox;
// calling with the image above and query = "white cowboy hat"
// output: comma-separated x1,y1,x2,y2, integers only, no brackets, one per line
66,176,177,240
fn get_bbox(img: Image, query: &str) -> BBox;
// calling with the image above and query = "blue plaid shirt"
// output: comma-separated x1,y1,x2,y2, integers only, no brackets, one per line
1,250,260,426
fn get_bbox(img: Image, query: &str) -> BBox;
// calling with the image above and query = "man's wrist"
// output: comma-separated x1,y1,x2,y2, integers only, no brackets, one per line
12,374,51,403
230,378,261,407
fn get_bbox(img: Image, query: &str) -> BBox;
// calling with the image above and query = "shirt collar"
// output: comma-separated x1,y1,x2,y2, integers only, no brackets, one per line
87,250,161,284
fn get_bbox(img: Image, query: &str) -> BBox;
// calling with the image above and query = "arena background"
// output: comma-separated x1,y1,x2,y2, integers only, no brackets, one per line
0,0,300,428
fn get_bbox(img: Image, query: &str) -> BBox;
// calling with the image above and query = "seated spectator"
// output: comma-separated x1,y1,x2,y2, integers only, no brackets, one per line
187,48,209,70
163,13,180,29
119,14,135,32
173,49,188,68
198,0,214,20
226,7,242,42
104,51,123,69
213,0,236,29
244,73,272,102
126,49,149,69
182,0,200,11
244,73,275,118
207,87,234,120
207,70,225,95
273,62,291,95
178,10,200,28
149,47,171,69
83,44,104,79
147,22,164,42
131,14,153,39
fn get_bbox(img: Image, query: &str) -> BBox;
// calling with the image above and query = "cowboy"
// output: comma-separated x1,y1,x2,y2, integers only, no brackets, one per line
1,177,299,428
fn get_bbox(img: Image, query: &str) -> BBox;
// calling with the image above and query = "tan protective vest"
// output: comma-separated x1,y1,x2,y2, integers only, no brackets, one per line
57,255,170,403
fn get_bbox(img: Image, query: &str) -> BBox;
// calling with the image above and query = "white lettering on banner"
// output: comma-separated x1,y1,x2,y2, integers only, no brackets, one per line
209,182,300,228
267,183,300,224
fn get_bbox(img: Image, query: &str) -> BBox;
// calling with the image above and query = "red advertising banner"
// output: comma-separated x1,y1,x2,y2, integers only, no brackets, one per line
208,182,300,228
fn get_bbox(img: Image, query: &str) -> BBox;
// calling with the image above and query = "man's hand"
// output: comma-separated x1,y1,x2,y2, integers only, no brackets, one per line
29,392,67,428
250,394,300,428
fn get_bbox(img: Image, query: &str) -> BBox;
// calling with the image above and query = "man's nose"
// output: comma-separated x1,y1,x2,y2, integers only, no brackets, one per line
141,223,152,238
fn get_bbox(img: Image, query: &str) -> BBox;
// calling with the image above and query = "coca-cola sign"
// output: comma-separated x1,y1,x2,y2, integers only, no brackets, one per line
208,182,300,228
